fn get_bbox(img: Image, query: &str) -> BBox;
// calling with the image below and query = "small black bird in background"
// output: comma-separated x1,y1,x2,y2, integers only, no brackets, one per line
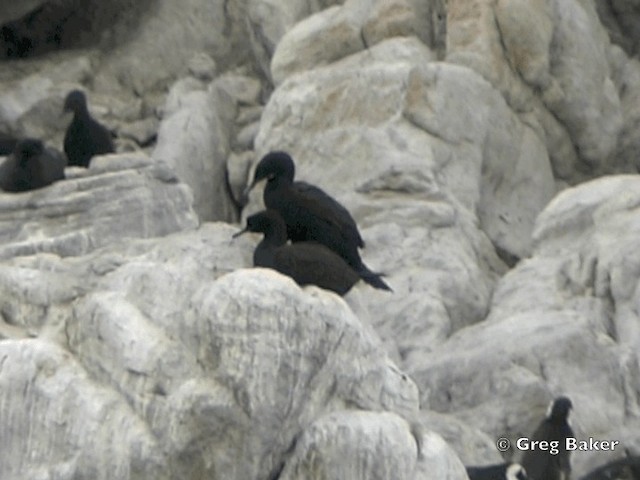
246,151,392,292
466,462,528,480
521,396,574,480
63,89,114,168
0,138,66,192
233,209,361,296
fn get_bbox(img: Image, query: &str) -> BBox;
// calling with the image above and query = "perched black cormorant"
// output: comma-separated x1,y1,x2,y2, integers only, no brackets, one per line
466,462,528,480
234,209,361,296
521,396,574,480
0,138,66,192
63,89,114,167
247,151,391,291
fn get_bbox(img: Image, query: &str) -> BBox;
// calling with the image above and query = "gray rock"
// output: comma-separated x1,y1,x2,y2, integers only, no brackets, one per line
279,411,467,480
227,150,255,205
153,79,236,222
0,339,168,480
271,5,365,86
0,152,197,259
94,0,251,95
246,0,344,80
234,121,261,150
447,0,623,178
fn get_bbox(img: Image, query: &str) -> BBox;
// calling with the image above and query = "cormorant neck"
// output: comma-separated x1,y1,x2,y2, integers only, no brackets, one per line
261,226,287,247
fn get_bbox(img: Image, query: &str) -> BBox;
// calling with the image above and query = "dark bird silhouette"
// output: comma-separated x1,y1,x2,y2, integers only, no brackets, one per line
0,132,18,156
233,209,361,296
247,151,391,291
521,396,574,480
0,138,66,192
466,462,528,480
579,455,640,480
63,89,114,168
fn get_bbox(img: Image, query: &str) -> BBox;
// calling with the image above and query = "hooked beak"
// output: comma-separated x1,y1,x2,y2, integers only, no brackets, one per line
232,227,249,239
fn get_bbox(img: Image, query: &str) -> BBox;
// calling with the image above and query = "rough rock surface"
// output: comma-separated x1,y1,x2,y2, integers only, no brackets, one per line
0,152,197,259
2,0,640,478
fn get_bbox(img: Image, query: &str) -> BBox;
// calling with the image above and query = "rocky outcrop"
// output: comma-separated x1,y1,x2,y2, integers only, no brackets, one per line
0,153,197,259
2,0,640,478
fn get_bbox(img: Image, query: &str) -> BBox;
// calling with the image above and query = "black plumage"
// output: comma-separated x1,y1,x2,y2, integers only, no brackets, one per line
466,462,528,480
0,132,17,156
0,138,66,192
233,209,361,296
248,151,391,292
521,396,574,480
63,89,114,168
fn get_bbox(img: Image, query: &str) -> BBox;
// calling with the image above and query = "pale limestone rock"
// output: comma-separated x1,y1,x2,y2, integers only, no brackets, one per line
227,150,255,205
271,5,365,86
418,411,503,466
0,339,168,480
215,73,263,106
94,0,250,94
0,152,197,259
153,79,236,222
447,0,623,178
269,0,447,85
280,411,467,480
413,428,470,480
246,0,344,80
608,47,640,172
361,0,420,47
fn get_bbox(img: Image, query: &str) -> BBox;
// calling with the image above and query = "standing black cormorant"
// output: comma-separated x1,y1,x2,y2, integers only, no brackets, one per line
233,209,361,296
247,151,391,291
63,89,114,168
521,396,574,480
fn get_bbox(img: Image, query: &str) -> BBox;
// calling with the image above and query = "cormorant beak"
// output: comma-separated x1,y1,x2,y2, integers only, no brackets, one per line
242,179,257,200
232,227,249,239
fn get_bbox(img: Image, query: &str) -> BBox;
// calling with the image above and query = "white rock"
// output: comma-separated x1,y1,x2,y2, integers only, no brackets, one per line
153,79,236,222
0,339,167,480
280,410,419,479
0,152,197,259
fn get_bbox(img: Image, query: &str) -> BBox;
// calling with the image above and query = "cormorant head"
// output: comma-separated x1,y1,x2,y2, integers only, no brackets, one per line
251,151,295,186
63,89,88,114
232,209,287,244
14,138,44,166
506,463,527,480
548,396,572,422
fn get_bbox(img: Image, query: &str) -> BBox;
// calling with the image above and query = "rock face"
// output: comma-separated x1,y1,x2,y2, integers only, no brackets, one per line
0,153,197,259
2,0,640,479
